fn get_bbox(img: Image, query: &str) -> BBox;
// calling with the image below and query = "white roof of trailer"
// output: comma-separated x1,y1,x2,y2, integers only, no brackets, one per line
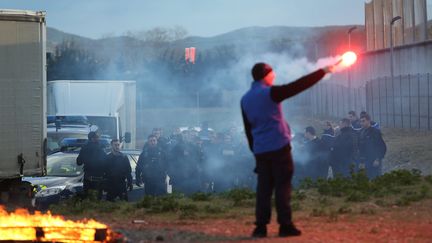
0,9,45,17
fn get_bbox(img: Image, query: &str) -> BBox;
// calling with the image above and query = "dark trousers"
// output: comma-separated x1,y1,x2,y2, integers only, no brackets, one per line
254,144,293,226
83,178,104,199
365,160,381,179
106,178,128,201
144,176,166,196
330,160,352,177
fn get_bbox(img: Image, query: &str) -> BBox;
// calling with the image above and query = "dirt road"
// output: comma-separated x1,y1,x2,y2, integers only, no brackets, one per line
103,199,432,242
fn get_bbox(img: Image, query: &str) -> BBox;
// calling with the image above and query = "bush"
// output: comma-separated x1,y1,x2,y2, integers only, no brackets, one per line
337,205,352,214
50,195,129,215
190,192,212,201
425,175,432,185
360,207,376,215
346,191,369,202
299,177,314,190
375,199,389,207
395,187,429,206
223,188,255,206
310,208,326,217
291,201,302,211
203,205,227,214
136,194,183,213
179,203,199,219
303,169,426,205
318,196,330,206
292,190,307,201
373,169,422,188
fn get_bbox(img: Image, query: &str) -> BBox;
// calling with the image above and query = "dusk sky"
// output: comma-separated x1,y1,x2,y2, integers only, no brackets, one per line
1,0,365,39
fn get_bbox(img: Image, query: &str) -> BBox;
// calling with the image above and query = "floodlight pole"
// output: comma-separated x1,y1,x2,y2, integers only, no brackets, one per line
347,26,357,109
390,16,402,128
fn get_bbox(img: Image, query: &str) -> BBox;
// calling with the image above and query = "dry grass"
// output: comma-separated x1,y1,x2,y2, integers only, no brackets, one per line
382,128,432,175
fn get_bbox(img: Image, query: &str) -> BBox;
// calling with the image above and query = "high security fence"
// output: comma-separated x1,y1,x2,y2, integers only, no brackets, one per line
308,83,367,119
308,74,432,131
366,73,432,129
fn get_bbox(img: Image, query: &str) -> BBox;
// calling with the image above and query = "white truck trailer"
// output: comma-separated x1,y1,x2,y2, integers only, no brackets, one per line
47,80,137,149
0,9,47,206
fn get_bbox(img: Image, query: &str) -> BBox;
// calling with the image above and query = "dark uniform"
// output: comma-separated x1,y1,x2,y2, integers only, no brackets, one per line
303,137,327,180
169,139,202,195
136,145,166,196
105,151,132,201
320,130,335,177
331,127,355,177
351,119,362,131
76,141,107,198
358,127,387,179
157,136,169,152
350,123,361,171
217,138,239,192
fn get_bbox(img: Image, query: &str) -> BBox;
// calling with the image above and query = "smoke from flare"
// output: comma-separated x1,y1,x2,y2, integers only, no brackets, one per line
314,51,357,73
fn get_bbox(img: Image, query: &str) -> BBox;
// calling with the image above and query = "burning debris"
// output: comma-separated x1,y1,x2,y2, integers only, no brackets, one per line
0,207,121,242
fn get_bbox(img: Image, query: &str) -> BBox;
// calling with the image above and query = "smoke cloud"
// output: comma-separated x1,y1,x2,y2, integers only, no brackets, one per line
56,31,345,192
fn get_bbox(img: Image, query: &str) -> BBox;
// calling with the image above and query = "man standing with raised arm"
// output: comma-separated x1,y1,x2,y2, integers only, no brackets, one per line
241,63,333,238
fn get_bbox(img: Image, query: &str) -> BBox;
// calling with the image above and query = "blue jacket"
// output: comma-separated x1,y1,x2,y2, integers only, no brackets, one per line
241,82,291,154
241,69,326,155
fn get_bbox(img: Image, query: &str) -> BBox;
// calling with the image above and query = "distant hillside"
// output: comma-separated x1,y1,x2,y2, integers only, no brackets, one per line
176,26,319,49
177,26,355,49
46,25,366,57
46,27,95,53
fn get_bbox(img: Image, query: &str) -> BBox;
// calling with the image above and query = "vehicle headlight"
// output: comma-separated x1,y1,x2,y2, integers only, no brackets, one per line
35,185,66,197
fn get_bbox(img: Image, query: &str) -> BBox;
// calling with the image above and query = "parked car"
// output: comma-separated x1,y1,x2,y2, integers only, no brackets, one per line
25,150,83,210
25,147,142,210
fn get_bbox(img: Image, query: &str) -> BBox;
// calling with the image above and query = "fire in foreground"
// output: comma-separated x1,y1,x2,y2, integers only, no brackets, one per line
0,207,115,242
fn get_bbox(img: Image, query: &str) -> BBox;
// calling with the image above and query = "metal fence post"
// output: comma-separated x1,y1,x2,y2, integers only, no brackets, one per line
392,71,396,127
418,74,421,130
428,73,430,131
409,75,412,129
370,81,374,119
378,78,382,124
330,85,334,116
354,87,357,113
385,76,389,127
400,75,403,128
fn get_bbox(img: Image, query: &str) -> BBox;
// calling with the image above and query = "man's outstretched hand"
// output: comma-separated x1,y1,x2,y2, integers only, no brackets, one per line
323,65,337,74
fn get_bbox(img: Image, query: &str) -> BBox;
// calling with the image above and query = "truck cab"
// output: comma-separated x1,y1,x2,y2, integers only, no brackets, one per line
47,115,99,154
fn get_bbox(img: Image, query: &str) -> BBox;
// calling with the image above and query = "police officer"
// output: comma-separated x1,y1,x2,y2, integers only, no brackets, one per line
136,135,166,196
241,62,334,238
360,111,380,130
348,111,361,131
152,128,169,152
76,131,107,199
168,131,202,195
331,118,355,177
303,126,327,180
105,139,133,201
358,114,387,179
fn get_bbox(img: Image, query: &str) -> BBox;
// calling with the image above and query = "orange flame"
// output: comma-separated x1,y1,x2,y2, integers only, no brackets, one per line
0,206,112,242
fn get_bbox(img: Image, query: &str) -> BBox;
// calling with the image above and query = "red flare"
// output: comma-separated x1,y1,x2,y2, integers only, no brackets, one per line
340,51,357,67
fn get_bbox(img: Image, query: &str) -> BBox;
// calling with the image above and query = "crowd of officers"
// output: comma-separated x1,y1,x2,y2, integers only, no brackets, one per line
135,126,255,196
292,110,387,184
76,110,386,200
76,125,255,200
